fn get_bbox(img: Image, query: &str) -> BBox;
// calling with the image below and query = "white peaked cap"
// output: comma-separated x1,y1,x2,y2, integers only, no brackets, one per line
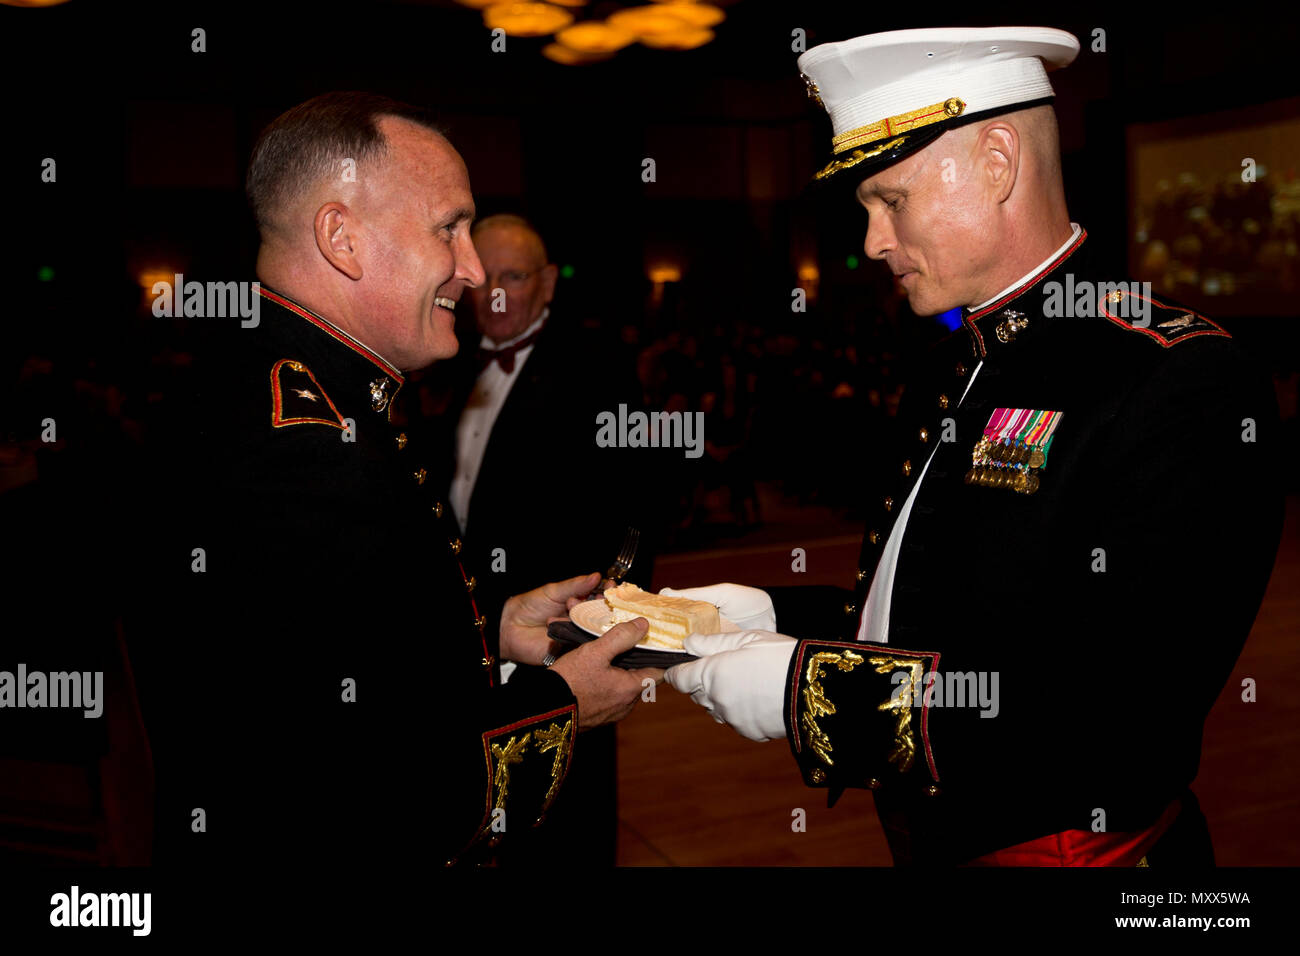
798,27,1080,187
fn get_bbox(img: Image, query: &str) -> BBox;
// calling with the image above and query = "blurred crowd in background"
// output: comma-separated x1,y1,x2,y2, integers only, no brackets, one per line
6,259,1297,554
0,268,925,543
1135,169,1300,305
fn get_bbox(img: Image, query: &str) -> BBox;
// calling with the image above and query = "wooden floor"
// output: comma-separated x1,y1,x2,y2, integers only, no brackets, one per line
615,494,1300,866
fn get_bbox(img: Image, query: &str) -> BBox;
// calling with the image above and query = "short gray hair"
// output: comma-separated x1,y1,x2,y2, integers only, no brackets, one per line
246,91,446,235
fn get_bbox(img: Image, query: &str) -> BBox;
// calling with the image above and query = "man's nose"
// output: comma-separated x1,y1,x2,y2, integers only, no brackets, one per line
458,234,486,288
864,214,896,261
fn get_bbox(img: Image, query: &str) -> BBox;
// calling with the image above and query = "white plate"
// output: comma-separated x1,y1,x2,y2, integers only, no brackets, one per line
568,599,738,651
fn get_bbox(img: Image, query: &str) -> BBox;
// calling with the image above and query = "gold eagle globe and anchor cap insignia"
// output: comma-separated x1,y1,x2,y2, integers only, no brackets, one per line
797,27,1080,189
801,71,823,108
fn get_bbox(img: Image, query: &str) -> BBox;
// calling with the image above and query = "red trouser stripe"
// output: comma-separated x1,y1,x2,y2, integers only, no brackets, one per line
964,799,1182,867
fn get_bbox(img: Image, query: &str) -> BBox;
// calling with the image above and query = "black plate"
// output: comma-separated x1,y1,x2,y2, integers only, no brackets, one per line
547,620,697,669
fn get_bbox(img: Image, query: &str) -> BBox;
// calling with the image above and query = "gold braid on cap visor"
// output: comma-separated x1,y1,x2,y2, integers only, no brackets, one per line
814,97,966,181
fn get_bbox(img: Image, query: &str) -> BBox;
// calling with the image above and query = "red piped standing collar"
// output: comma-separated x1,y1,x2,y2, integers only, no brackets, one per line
961,228,1089,358
258,286,405,383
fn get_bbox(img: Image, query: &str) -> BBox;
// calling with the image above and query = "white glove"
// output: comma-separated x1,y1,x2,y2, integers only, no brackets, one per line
659,583,776,633
665,631,796,742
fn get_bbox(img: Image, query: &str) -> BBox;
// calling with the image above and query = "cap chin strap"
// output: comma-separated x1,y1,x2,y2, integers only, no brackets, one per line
832,96,966,154
812,97,1057,185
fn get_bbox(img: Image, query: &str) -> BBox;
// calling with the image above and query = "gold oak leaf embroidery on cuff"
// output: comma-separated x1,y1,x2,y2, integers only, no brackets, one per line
868,656,925,773
485,733,531,844
801,649,865,765
533,719,573,823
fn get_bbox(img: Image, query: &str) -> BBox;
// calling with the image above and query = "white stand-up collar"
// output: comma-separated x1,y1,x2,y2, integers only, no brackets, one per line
968,223,1082,314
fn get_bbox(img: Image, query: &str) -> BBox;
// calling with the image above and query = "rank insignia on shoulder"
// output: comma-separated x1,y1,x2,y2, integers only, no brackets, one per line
963,408,1063,495
270,359,347,429
1101,291,1230,347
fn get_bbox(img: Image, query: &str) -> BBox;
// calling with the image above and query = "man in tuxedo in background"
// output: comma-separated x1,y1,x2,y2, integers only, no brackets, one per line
439,213,653,864
449,214,559,553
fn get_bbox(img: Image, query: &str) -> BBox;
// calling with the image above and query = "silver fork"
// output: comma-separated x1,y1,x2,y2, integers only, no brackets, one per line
585,527,640,600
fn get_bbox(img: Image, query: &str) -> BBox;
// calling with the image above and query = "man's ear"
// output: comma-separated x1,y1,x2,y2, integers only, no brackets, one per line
539,262,559,304
314,202,364,280
980,123,1019,205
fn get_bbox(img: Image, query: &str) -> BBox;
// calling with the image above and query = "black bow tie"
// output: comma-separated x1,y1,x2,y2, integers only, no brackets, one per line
476,327,544,375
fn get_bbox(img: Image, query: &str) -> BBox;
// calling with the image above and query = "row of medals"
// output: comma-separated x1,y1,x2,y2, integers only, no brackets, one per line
964,437,1045,495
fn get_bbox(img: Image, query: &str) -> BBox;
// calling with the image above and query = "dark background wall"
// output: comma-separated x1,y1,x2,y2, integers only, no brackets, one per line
5,1,1298,357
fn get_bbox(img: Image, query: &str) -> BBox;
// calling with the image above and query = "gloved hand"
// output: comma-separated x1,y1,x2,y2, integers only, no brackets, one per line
664,630,797,742
658,583,776,633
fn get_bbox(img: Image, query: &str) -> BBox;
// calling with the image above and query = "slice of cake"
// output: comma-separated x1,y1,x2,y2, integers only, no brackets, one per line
603,583,720,650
